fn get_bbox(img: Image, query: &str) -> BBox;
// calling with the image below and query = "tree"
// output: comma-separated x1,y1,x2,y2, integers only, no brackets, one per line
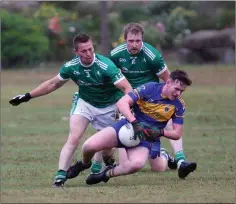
100,1,109,56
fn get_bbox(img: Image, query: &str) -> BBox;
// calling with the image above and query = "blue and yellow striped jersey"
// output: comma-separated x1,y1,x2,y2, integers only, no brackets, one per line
128,82,185,129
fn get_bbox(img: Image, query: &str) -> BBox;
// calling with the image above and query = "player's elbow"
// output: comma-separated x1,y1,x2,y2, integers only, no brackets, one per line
174,134,182,140
171,131,182,140
164,131,182,140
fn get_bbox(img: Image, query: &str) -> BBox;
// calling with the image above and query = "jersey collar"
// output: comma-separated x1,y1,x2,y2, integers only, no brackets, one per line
126,42,143,55
79,54,96,67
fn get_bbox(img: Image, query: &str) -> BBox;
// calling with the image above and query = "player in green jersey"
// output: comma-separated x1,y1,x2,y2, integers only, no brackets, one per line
68,23,196,179
109,23,197,179
9,33,132,187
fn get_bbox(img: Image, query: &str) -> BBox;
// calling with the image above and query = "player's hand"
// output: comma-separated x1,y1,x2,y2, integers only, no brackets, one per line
145,128,164,142
9,93,32,106
131,120,147,140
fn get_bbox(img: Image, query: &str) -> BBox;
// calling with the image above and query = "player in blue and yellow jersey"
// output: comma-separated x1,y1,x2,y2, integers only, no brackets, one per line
108,23,196,178
9,34,132,188
66,70,197,185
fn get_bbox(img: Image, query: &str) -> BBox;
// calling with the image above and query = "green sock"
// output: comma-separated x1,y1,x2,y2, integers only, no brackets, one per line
175,150,185,168
55,170,67,180
91,161,102,173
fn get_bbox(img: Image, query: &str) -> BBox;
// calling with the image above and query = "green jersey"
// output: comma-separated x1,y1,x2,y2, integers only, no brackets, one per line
110,42,167,88
59,54,125,108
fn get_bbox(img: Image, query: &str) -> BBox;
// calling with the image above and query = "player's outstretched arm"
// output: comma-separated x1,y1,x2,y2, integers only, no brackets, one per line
9,75,67,106
115,78,133,94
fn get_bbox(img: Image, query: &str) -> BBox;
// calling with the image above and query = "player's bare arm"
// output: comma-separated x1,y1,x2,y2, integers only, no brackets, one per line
114,78,133,94
163,123,183,140
9,75,68,106
116,94,136,123
158,68,170,82
30,75,68,98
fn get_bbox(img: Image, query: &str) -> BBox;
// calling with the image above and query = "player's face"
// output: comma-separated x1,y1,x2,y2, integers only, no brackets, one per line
75,40,94,65
126,32,143,55
167,79,186,100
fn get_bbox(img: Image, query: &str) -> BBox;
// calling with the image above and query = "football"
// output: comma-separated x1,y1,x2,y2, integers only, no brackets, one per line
118,123,140,147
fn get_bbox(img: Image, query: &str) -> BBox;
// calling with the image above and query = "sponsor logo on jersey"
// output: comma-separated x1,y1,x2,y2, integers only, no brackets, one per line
73,71,80,75
119,58,126,62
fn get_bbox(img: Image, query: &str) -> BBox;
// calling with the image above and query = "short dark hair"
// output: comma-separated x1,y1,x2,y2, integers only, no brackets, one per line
124,23,144,40
170,69,192,86
73,33,91,50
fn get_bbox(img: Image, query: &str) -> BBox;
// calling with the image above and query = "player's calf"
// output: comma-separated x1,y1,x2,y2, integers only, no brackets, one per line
102,153,116,167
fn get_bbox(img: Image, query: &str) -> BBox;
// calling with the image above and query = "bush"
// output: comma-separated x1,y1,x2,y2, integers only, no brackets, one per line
1,9,49,68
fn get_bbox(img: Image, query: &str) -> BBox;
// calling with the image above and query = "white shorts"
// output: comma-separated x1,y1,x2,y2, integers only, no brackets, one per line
70,97,118,131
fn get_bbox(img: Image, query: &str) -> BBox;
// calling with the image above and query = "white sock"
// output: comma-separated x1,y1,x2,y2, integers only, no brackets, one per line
177,159,184,169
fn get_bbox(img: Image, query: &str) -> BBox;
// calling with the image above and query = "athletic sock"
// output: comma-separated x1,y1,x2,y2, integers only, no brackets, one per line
105,168,115,178
55,170,67,181
175,150,186,169
160,149,169,160
91,161,102,173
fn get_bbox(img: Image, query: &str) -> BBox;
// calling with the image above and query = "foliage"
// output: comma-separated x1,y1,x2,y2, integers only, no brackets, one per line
2,1,235,67
118,3,150,23
1,9,49,68
216,9,235,29
165,6,197,47
32,2,79,60
147,1,193,15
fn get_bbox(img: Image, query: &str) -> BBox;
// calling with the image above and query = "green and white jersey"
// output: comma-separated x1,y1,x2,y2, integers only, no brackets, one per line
110,42,167,88
58,54,125,108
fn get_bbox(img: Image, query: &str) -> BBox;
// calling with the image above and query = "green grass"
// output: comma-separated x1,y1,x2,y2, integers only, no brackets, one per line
1,65,236,203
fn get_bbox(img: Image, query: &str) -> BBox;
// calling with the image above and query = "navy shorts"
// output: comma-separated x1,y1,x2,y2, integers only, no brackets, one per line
111,118,160,156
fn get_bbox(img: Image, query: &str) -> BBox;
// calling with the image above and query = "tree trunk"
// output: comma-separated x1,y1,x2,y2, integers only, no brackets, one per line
100,1,109,56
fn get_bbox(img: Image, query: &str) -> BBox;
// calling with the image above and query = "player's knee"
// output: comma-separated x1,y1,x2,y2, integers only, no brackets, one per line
150,159,168,172
82,140,96,153
151,165,166,172
67,134,80,147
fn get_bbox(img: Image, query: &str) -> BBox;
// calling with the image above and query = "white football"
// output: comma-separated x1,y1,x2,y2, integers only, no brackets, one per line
118,123,140,147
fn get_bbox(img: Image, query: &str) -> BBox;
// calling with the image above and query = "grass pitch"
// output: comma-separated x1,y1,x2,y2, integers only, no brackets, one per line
1,65,235,203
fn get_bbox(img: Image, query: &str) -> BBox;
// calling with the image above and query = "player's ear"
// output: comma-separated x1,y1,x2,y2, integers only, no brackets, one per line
166,79,171,85
73,49,78,55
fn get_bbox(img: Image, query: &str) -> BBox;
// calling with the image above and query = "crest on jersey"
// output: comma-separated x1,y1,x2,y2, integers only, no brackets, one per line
130,57,137,64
